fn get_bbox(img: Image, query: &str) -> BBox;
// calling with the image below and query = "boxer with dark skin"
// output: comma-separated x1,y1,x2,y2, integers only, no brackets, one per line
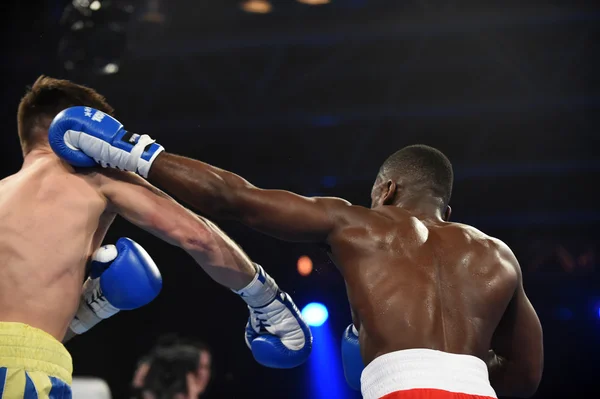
142,145,543,398
141,145,543,397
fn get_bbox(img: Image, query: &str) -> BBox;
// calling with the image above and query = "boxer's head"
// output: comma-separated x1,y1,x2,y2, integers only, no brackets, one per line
17,75,114,156
371,144,453,220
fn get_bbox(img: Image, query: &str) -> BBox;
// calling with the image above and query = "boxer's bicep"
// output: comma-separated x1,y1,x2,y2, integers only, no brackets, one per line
234,188,366,243
98,170,214,250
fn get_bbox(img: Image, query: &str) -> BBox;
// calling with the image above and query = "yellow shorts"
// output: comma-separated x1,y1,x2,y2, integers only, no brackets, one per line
0,322,72,399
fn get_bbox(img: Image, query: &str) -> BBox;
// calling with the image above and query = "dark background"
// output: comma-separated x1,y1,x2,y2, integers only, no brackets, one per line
3,0,600,398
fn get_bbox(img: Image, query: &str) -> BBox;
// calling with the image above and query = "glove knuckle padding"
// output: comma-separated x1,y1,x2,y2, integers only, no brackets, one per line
99,237,162,310
49,106,123,167
341,324,364,391
250,336,311,369
48,106,163,177
246,293,313,369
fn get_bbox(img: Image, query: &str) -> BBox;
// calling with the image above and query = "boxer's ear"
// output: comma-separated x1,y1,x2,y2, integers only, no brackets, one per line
382,180,397,206
443,205,452,221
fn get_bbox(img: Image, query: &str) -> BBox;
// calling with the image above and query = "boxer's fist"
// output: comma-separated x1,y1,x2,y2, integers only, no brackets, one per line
70,238,163,334
48,106,163,178
341,323,364,391
244,269,312,368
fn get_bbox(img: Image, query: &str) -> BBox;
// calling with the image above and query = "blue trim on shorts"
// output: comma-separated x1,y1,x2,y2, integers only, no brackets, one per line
49,376,71,399
24,372,37,398
0,368,6,397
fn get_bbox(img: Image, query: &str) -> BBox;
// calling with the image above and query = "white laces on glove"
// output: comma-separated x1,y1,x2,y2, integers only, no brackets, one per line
126,134,156,171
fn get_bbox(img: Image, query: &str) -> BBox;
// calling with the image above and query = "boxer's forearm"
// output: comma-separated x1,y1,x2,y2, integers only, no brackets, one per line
186,217,256,291
149,153,249,219
487,351,538,398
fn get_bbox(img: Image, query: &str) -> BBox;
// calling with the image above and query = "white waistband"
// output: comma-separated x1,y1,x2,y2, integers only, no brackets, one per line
361,349,498,399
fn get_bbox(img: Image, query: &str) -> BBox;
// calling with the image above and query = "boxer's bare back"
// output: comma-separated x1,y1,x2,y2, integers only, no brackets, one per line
327,206,531,363
0,151,113,340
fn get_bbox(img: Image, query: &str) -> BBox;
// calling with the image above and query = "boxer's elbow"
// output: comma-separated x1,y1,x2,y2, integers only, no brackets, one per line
499,364,542,398
518,351,543,397
490,354,542,398
518,365,542,397
510,375,540,398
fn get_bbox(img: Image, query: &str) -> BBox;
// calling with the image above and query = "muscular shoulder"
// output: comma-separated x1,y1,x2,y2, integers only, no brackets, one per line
319,199,392,245
443,223,520,272
470,228,520,279
79,168,146,192
311,197,379,227
441,222,498,248
330,205,423,249
66,168,134,208
488,237,520,274
71,167,100,182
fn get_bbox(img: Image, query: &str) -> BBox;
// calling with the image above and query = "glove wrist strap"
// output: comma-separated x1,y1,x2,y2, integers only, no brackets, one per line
137,145,164,179
127,134,154,172
70,278,119,334
234,264,279,308
70,300,102,334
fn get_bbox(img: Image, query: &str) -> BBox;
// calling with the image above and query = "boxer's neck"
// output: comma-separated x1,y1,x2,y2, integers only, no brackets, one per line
21,145,56,167
22,140,52,156
393,195,445,221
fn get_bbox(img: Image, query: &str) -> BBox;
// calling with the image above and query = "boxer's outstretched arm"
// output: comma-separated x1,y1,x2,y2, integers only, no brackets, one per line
487,243,543,398
148,153,367,243
96,169,256,290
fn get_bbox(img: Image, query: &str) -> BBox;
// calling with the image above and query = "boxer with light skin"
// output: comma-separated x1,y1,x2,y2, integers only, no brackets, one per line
0,77,311,399
51,106,544,399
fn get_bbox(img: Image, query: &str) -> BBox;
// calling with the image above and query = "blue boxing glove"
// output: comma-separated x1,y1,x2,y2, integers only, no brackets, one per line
70,238,163,334
341,323,365,391
48,106,164,178
236,264,312,369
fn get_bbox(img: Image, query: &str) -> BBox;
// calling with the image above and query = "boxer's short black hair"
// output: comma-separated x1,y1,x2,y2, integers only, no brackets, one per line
17,75,114,154
379,144,453,209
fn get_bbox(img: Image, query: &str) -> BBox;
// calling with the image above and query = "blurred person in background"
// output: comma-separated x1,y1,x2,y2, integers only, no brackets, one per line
131,335,212,399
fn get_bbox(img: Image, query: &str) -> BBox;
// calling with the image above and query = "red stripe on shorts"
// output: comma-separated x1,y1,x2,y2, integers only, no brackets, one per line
380,388,496,399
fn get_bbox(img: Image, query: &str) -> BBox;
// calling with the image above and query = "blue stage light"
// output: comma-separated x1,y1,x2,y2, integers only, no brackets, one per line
301,302,329,327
